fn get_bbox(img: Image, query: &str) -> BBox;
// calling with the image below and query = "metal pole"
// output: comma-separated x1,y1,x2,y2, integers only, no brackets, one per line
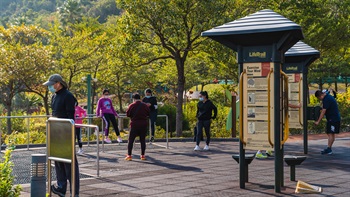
101,119,104,152
71,123,75,197
149,119,151,142
87,74,92,148
303,69,308,154
237,46,246,189
46,120,51,195
87,74,92,118
273,46,282,193
166,115,169,149
96,127,100,177
27,117,30,150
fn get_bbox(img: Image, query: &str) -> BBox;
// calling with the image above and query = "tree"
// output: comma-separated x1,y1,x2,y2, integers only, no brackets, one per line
116,0,235,136
57,0,83,27
88,0,120,23
0,25,54,120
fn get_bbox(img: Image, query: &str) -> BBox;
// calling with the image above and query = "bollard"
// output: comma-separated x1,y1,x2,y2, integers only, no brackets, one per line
31,154,46,197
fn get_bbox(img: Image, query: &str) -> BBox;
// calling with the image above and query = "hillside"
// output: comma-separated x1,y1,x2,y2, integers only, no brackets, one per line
0,0,120,27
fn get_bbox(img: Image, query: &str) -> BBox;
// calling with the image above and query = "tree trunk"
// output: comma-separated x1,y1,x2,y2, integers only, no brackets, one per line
117,89,123,113
175,58,185,137
345,77,348,92
115,73,123,112
6,103,12,135
43,93,50,116
318,78,323,90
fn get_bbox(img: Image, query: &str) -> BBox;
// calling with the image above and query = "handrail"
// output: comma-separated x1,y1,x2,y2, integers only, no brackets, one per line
75,124,100,177
298,77,303,126
239,69,246,145
281,70,290,145
0,115,51,119
0,115,51,151
267,68,274,147
149,115,169,149
0,113,169,153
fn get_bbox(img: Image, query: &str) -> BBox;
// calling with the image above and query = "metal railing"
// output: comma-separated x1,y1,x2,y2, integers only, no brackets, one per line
0,115,51,151
75,123,100,177
149,115,169,149
0,114,170,152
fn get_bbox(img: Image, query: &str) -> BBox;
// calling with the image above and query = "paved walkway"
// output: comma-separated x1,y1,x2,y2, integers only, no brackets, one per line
13,132,350,196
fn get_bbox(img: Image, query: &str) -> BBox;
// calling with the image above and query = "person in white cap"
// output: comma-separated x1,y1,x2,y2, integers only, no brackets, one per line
43,74,80,197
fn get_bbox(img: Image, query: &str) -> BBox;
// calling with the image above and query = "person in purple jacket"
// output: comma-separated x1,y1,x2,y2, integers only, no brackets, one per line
96,89,122,143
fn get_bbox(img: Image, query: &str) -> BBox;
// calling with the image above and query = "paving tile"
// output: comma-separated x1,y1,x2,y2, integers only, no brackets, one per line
10,134,350,197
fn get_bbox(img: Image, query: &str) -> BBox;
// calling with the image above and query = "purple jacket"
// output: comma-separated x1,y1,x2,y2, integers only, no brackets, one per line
96,97,118,117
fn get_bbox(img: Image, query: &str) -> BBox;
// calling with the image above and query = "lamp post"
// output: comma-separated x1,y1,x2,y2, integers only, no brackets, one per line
82,74,97,125
87,74,92,116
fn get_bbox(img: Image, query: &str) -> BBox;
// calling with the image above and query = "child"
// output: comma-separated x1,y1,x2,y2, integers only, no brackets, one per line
75,100,87,155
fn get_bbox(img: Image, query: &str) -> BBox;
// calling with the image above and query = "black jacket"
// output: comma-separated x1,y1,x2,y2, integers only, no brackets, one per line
196,100,217,120
51,87,75,120
142,96,158,112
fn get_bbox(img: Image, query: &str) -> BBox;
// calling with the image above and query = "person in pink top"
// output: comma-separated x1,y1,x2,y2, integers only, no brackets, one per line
96,89,122,143
75,100,87,155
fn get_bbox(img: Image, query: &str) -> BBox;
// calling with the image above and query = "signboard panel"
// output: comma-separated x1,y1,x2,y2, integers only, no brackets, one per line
243,62,274,150
48,118,74,160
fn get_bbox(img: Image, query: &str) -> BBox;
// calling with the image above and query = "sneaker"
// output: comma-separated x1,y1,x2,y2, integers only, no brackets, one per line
125,155,132,161
150,136,155,143
255,152,267,159
51,184,65,197
320,148,328,154
117,137,123,143
321,147,332,155
140,155,146,160
266,150,273,157
203,145,210,151
194,145,201,151
77,148,84,155
104,138,111,144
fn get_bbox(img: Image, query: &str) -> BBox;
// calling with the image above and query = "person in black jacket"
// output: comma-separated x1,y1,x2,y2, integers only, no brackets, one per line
142,88,158,142
194,91,217,151
43,74,80,197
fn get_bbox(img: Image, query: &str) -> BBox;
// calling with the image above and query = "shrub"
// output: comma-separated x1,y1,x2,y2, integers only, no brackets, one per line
184,101,231,138
0,149,22,197
157,104,190,136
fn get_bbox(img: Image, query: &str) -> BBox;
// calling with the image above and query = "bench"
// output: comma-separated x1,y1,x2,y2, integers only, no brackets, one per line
232,154,255,182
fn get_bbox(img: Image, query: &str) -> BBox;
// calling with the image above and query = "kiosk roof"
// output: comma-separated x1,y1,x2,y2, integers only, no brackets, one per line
202,9,304,51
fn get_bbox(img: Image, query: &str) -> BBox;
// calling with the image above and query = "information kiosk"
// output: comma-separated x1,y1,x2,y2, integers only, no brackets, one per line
202,9,304,192
284,41,320,154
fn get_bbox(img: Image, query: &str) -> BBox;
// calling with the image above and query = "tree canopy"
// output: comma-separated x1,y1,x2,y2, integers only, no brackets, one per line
0,0,349,135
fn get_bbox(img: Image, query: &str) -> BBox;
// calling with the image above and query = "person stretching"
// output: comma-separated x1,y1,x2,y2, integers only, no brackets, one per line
96,89,122,143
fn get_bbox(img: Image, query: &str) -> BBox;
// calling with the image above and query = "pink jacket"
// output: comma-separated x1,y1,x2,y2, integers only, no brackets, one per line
75,105,87,127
